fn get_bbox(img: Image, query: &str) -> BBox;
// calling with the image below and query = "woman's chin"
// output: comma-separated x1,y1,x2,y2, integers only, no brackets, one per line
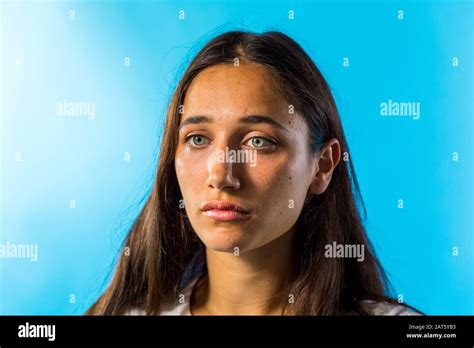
198,228,250,253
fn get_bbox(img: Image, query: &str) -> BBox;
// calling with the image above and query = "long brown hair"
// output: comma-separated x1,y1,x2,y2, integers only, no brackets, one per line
86,30,416,315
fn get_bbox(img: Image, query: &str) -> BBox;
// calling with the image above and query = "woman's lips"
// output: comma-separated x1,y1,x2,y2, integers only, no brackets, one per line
201,200,251,221
202,209,251,221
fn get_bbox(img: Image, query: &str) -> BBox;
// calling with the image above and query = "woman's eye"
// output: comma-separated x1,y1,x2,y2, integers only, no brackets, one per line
185,135,274,149
245,137,275,149
187,135,208,147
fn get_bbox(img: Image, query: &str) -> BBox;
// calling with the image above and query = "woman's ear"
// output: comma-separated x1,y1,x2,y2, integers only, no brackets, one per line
308,138,341,195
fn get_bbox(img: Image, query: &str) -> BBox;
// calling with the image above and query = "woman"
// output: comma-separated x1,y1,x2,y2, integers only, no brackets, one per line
86,30,420,316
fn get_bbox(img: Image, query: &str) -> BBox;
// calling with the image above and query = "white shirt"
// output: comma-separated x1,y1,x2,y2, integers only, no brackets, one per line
124,277,420,316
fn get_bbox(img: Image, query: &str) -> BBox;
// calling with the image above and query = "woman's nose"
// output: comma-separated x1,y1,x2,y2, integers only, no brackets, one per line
205,146,241,190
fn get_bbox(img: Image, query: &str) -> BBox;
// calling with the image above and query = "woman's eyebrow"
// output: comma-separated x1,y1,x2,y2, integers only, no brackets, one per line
179,115,289,132
240,115,289,132
178,116,211,131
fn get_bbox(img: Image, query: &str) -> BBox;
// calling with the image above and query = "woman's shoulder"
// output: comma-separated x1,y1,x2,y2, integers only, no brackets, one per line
359,300,422,316
122,307,147,315
123,303,421,316
123,276,201,315
122,302,191,316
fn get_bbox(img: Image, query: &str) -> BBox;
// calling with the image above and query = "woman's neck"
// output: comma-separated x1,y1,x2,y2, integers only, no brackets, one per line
191,228,296,315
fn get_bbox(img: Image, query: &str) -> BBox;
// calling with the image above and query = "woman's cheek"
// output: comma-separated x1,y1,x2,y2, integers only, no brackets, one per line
252,153,291,187
175,153,198,203
256,155,306,217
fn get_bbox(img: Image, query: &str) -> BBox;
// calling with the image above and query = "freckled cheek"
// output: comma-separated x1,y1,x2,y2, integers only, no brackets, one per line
174,152,208,208
251,157,307,217
250,158,293,202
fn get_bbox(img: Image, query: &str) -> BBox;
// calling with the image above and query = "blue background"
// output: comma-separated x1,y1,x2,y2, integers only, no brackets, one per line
1,0,472,315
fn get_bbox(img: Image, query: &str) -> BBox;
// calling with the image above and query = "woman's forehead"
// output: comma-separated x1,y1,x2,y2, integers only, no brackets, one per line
182,63,290,122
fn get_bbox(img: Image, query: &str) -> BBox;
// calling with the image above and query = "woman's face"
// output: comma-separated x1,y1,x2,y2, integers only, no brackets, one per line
175,63,319,253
